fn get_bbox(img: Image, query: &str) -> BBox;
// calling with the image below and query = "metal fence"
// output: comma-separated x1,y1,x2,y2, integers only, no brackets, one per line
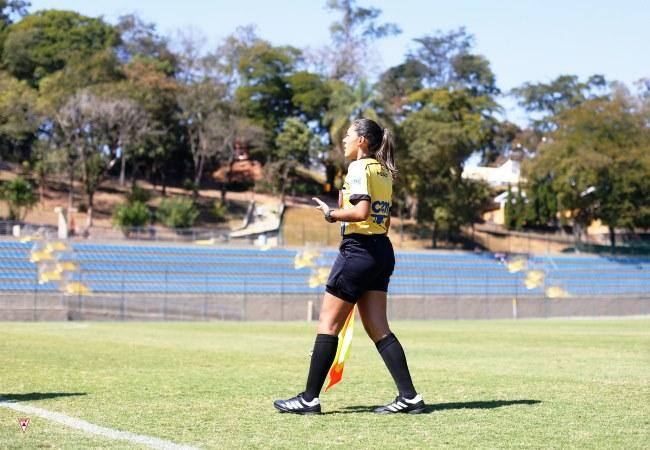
2,265,649,322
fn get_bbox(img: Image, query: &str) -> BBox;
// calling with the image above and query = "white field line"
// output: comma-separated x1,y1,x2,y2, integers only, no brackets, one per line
0,397,200,450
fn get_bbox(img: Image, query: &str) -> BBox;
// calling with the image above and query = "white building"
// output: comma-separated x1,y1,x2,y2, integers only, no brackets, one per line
461,158,521,189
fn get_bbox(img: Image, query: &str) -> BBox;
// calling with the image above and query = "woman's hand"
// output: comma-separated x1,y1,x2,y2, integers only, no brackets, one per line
312,197,330,215
313,197,336,222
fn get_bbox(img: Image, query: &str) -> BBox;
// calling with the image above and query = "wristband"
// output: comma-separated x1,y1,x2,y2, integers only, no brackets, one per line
325,209,336,223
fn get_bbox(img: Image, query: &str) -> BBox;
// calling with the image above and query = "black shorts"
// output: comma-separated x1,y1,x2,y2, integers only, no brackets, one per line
325,233,396,304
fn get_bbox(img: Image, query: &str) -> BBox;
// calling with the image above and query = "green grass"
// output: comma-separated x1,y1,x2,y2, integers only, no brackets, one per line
1,319,648,449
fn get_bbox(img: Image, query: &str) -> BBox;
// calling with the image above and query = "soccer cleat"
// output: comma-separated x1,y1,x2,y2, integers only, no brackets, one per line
273,392,321,415
373,394,425,414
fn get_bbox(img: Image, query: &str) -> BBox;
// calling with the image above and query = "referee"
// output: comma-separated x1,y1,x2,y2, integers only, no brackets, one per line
274,118,424,415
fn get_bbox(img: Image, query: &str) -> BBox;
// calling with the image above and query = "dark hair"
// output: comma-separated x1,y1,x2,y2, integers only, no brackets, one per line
351,118,398,179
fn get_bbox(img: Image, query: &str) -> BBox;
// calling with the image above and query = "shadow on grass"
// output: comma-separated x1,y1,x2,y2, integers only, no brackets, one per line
0,392,87,402
329,399,541,415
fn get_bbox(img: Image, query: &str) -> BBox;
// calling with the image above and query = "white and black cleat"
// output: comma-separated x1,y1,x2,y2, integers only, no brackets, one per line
374,394,425,414
273,392,321,415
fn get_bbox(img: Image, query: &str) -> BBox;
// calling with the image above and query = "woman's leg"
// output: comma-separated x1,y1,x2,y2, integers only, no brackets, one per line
303,292,354,401
358,291,418,400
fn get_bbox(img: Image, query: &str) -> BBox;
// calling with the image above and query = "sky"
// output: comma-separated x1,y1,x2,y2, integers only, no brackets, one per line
27,0,650,126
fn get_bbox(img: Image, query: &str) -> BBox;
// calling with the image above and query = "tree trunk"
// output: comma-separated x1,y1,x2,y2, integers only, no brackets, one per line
162,170,167,196
573,220,581,252
279,163,291,204
68,166,74,212
222,153,236,204
194,154,205,191
119,151,127,186
431,221,438,249
87,191,94,228
608,226,616,252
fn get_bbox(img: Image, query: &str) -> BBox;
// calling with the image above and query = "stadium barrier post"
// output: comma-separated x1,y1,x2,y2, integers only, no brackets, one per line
424,270,430,320
203,273,208,321
242,277,248,321
514,272,519,319
120,269,125,320
33,266,38,321
163,265,169,320
420,269,426,319
78,269,83,320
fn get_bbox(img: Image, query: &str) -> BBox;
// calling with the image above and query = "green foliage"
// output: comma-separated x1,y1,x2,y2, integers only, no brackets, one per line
272,117,320,196
400,88,496,244
156,196,199,229
524,178,558,228
2,10,119,86
0,70,39,160
235,41,301,135
504,185,514,230
212,200,228,223
0,1,29,27
0,176,37,220
112,200,150,230
523,92,650,244
127,185,151,204
512,74,607,131
182,178,198,195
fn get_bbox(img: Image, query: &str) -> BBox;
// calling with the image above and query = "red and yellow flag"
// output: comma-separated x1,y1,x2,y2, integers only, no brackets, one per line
324,306,355,392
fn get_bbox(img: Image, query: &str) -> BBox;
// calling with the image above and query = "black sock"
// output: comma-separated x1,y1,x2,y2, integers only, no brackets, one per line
303,333,338,402
376,333,417,399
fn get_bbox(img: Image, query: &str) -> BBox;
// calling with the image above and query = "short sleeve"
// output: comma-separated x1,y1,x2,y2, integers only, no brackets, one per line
346,161,370,204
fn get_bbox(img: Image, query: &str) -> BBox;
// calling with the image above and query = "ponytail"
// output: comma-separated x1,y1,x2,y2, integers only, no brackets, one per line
376,128,398,180
351,118,399,180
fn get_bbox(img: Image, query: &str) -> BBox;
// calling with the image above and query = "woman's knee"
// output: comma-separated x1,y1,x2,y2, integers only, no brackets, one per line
317,314,343,335
366,324,390,342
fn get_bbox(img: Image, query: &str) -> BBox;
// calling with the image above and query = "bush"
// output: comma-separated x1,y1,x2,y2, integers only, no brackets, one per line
213,200,228,223
182,178,198,196
112,201,151,231
156,197,199,229
127,185,151,204
0,177,38,220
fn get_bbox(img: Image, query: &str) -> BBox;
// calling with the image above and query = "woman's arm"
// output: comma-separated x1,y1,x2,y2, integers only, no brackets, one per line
312,198,370,223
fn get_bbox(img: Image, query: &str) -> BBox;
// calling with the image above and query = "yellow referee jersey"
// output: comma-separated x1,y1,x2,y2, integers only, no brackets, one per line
339,157,392,235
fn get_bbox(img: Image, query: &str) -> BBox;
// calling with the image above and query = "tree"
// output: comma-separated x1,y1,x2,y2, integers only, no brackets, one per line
177,78,231,189
274,117,320,200
54,90,152,226
0,0,28,24
385,27,503,163
324,0,400,84
119,57,180,192
2,10,119,86
523,90,650,249
0,0,29,57
235,41,301,138
114,13,177,72
0,71,39,161
512,74,608,131
400,88,497,246
94,87,152,186
0,176,37,220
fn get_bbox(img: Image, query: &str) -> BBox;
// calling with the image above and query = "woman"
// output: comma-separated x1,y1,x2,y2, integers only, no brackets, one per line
273,118,424,415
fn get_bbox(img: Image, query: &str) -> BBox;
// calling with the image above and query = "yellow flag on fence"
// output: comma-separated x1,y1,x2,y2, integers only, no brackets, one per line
324,306,355,392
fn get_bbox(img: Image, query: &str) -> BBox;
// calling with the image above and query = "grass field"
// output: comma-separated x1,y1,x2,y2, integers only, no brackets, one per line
1,319,648,449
